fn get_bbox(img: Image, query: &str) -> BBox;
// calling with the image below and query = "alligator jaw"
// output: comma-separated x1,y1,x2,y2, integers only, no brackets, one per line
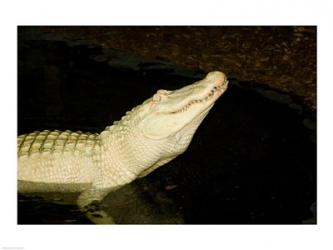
138,71,228,140
166,80,228,114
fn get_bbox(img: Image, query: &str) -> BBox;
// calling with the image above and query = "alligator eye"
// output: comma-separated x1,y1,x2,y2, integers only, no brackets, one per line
157,89,171,96
153,94,162,102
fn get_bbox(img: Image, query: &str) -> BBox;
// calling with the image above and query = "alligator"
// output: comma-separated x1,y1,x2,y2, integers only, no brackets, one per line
17,71,228,224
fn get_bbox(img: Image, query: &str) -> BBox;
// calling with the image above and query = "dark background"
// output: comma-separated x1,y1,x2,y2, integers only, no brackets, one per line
40,26,317,111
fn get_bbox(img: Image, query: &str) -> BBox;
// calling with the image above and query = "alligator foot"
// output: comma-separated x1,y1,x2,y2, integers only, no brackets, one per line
85,209,115,224
77,188,115,224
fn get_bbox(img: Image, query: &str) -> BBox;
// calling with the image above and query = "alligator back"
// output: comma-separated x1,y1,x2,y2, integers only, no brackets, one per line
18,130,100,186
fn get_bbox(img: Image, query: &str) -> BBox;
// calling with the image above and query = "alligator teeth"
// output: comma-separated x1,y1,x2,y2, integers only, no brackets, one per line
169,84,225,114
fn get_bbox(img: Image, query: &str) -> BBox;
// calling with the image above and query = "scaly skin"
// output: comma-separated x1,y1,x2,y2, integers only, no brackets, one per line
17,71,228,224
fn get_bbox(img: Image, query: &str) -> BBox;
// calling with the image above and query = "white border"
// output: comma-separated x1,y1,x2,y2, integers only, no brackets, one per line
1,0,332,249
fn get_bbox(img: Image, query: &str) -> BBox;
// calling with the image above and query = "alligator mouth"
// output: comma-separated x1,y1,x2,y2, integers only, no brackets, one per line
167,81,228,114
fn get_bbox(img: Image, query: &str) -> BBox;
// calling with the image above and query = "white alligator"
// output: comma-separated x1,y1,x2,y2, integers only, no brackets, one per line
17,71,228,224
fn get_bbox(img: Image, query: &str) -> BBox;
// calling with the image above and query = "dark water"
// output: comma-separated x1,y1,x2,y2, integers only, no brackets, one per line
17,28,316,224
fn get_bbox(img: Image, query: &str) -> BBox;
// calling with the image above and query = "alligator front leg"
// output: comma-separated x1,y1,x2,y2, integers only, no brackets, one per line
77,188,115,224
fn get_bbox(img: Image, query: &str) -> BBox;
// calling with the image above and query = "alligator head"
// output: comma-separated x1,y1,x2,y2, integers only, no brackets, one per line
100,71,228,179
139,71,228,141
